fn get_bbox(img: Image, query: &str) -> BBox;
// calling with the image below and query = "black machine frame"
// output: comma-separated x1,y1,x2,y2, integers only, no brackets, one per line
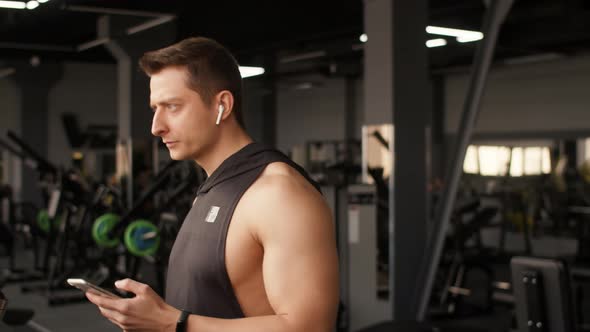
510,257,576,332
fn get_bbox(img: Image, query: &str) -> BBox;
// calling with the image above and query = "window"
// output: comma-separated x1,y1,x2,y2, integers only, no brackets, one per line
464,145,551,176
478,146,511,176
463,146,479,174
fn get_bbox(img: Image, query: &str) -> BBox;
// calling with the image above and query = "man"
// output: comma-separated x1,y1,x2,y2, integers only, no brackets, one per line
86,37,339,332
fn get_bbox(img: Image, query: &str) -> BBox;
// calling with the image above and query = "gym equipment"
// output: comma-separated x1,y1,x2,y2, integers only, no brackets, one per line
305,140,361,185
90,161,178,255
571,266,590,331
0,185,45,284
92,212,161,257
347,184,390,331
2,132,61,275
91,213,121,248
123,220,160,257
2,132,103,305
61,112,117,149
36,209,63,234
85,160,198,294
568,206,590,264
2,129,197,301
434,199,503,317
511,257,575,332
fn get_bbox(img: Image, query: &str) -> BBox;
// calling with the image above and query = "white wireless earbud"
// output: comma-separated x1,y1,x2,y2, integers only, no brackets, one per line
216,105,225,125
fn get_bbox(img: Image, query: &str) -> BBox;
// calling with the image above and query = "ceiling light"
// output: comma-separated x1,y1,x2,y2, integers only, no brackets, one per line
426,38,447,48
0,1,26,9
239,66,264,78
26,0,38,9
37,0,48,2
426,25,483,43
359,34,368,43
456,35,484,43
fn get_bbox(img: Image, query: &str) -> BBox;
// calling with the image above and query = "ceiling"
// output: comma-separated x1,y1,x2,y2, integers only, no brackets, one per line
1,0,590,74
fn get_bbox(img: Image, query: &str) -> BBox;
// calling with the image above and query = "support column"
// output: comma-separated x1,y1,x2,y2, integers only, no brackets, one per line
363,0,430,321
391,0,430,321
12,61,62,206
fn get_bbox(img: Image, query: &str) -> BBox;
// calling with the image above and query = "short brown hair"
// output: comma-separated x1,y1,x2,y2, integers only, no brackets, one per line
139,37,244,127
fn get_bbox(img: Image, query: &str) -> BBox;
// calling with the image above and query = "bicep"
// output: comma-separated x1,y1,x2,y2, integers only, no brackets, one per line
259,197,339,331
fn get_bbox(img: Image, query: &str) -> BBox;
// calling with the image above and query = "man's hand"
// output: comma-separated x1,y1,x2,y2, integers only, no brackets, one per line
86,278,179,332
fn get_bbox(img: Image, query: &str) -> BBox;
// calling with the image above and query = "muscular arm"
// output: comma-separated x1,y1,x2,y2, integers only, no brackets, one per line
185,172,340,332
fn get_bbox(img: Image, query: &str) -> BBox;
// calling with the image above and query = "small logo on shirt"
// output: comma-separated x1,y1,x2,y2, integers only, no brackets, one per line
205,206,220,223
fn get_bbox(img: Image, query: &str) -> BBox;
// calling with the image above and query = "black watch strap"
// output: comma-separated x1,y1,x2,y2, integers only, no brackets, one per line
176,309,190,332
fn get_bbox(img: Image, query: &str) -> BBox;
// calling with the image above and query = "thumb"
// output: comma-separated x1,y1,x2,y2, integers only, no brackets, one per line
115,278,149,294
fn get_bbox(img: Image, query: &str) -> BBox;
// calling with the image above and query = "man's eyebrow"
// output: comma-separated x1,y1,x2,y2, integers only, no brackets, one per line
150,97,182,108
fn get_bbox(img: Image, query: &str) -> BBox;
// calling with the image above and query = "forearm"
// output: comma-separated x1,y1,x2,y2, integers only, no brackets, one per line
185,314,328,332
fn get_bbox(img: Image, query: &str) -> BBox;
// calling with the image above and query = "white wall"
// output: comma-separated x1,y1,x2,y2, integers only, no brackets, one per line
48,62,117,168
445,55,590,135
277,75,349,154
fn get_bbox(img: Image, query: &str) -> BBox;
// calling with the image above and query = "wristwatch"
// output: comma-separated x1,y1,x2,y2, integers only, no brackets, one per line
176,309,190,332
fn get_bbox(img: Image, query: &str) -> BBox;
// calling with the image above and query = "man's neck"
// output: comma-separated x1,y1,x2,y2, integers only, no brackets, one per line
196,127,253,176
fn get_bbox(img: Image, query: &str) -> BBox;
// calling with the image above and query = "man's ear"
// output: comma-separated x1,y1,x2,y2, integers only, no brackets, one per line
215,90,234,124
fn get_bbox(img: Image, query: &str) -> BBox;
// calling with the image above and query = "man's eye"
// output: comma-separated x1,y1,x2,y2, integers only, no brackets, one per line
167,104,178,111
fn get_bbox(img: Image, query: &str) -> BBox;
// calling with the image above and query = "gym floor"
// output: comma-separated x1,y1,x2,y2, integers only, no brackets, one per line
2,282,119,332
1,243,120,332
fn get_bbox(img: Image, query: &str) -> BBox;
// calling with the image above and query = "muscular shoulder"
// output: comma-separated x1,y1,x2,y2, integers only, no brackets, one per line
252,162,322,206
238,162,332,241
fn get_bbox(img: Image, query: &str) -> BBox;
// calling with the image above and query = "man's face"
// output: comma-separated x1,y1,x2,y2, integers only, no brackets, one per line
150,66,216,161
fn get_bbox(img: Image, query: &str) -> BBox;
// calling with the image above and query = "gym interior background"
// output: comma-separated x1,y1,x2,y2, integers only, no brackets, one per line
1,0,590,331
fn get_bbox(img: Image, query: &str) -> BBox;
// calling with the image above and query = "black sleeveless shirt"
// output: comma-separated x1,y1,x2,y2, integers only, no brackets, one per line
165,143,319,318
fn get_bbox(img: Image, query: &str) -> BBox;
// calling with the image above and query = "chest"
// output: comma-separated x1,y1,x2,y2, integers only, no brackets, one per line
170,182,262,288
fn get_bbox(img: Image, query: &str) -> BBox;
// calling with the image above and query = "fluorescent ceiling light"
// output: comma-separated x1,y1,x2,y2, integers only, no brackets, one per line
359,34,368,43
426,38,447,48
426,25,483,43
239,66,264,78
457,35,483,43
26,0,38,9
0,1,26,9
37,0,48,2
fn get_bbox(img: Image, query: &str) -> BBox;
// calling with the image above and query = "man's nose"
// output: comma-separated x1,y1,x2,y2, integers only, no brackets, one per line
151,110,167,137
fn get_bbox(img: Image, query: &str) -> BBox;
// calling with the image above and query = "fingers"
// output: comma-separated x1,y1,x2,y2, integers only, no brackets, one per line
89,294,134,330
115,278,152,296
99,307,129,330
86,292,126,312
